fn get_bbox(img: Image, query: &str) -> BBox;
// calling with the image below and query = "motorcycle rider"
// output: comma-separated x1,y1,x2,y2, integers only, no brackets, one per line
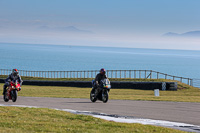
2,69,22,95
93,68,107,96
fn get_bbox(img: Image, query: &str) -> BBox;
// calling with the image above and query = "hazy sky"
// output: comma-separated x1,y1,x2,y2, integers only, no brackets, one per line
0,0,200,50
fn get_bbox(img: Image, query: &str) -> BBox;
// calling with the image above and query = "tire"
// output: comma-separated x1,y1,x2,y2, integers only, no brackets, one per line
102,90,108,103
90,89,97,102
3,93,9,102
12,90,17,102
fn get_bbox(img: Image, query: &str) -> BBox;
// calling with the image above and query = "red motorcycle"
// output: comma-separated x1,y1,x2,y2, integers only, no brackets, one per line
4,80,21,102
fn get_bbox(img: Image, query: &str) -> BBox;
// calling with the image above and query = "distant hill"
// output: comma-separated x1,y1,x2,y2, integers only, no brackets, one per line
38,26,93,34
163,30,200,37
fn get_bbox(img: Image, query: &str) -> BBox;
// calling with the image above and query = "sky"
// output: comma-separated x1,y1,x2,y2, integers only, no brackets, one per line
0,0,200,50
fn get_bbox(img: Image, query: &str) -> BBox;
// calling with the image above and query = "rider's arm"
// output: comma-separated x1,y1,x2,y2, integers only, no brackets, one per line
18,75,23,85
5,74,11,82
95,74,100,85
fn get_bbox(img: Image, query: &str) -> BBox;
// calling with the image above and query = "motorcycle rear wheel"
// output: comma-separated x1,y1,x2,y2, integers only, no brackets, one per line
12,90,17,102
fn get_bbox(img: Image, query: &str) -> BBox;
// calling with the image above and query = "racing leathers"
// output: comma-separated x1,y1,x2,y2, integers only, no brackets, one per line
93,73,107,96
3,73,23,95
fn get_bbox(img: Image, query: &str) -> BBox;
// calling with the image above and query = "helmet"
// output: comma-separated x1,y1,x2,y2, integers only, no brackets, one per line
12,69,19,76
100,68,106,75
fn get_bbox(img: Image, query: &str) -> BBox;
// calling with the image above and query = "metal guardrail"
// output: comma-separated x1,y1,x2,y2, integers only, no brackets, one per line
0,69,195,87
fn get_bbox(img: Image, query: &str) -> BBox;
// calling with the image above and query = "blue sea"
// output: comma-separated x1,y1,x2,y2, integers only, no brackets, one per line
0,43,200,79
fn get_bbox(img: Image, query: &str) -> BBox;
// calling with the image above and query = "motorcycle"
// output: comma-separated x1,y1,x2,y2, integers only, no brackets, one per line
90,78,111,103
4,80,21,102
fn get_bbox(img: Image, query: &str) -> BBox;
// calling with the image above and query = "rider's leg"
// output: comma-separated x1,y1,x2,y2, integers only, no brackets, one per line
94,87,100,97
2,85,7,95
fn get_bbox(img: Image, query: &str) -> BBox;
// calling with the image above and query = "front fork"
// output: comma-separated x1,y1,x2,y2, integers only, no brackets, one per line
102,89,107,96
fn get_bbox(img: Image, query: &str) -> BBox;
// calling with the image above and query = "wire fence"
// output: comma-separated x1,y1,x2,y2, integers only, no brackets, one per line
0,69,198,87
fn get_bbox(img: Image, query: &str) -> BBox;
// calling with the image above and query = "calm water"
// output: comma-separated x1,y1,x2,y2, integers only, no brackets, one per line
0,43,200,79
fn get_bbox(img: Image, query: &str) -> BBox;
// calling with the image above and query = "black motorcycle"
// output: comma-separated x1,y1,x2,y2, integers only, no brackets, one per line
90,78,111,103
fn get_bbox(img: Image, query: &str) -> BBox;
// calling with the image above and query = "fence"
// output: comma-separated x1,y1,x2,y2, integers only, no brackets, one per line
0,69,197,87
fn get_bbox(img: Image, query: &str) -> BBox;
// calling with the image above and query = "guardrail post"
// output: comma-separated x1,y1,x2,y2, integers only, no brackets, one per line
165,74,167,79
139,70,141,79
124,70,126,78
120,70,121,79
190,79,193,86
157,72,159,79
111,70,113,78
134,70,136,78
150,70,152,79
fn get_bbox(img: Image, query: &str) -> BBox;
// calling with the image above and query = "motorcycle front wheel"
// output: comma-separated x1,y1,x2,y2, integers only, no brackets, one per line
11,90,17,102
3,92,9,102
90,89,97,102
102,90,108,103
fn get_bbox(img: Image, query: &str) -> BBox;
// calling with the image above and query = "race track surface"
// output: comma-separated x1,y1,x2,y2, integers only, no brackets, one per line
1,96,200,127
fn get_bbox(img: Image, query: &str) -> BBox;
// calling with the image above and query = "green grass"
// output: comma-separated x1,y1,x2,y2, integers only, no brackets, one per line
0,106,186,133
1,83,200,102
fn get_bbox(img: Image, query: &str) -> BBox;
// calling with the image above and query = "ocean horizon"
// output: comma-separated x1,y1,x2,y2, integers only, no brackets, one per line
0,42,200,79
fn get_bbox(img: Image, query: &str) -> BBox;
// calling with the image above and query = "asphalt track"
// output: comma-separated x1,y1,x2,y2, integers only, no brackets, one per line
1,96,200,132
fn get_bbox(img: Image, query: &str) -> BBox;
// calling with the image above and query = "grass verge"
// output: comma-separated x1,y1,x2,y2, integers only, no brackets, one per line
0,106,186,133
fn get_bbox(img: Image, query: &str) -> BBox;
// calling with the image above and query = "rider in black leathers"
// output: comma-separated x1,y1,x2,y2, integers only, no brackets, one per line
2,69,22,95
93,68,107,96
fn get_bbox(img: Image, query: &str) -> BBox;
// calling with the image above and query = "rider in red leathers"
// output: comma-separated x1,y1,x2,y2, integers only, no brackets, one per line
2,69,22,95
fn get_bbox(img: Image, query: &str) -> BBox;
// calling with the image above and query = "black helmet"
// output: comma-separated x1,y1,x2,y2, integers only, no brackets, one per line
12,69,19,76
100,68,106,75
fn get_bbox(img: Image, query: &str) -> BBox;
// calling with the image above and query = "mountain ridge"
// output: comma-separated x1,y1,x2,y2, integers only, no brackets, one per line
163,30,200,37
38,25,93,34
